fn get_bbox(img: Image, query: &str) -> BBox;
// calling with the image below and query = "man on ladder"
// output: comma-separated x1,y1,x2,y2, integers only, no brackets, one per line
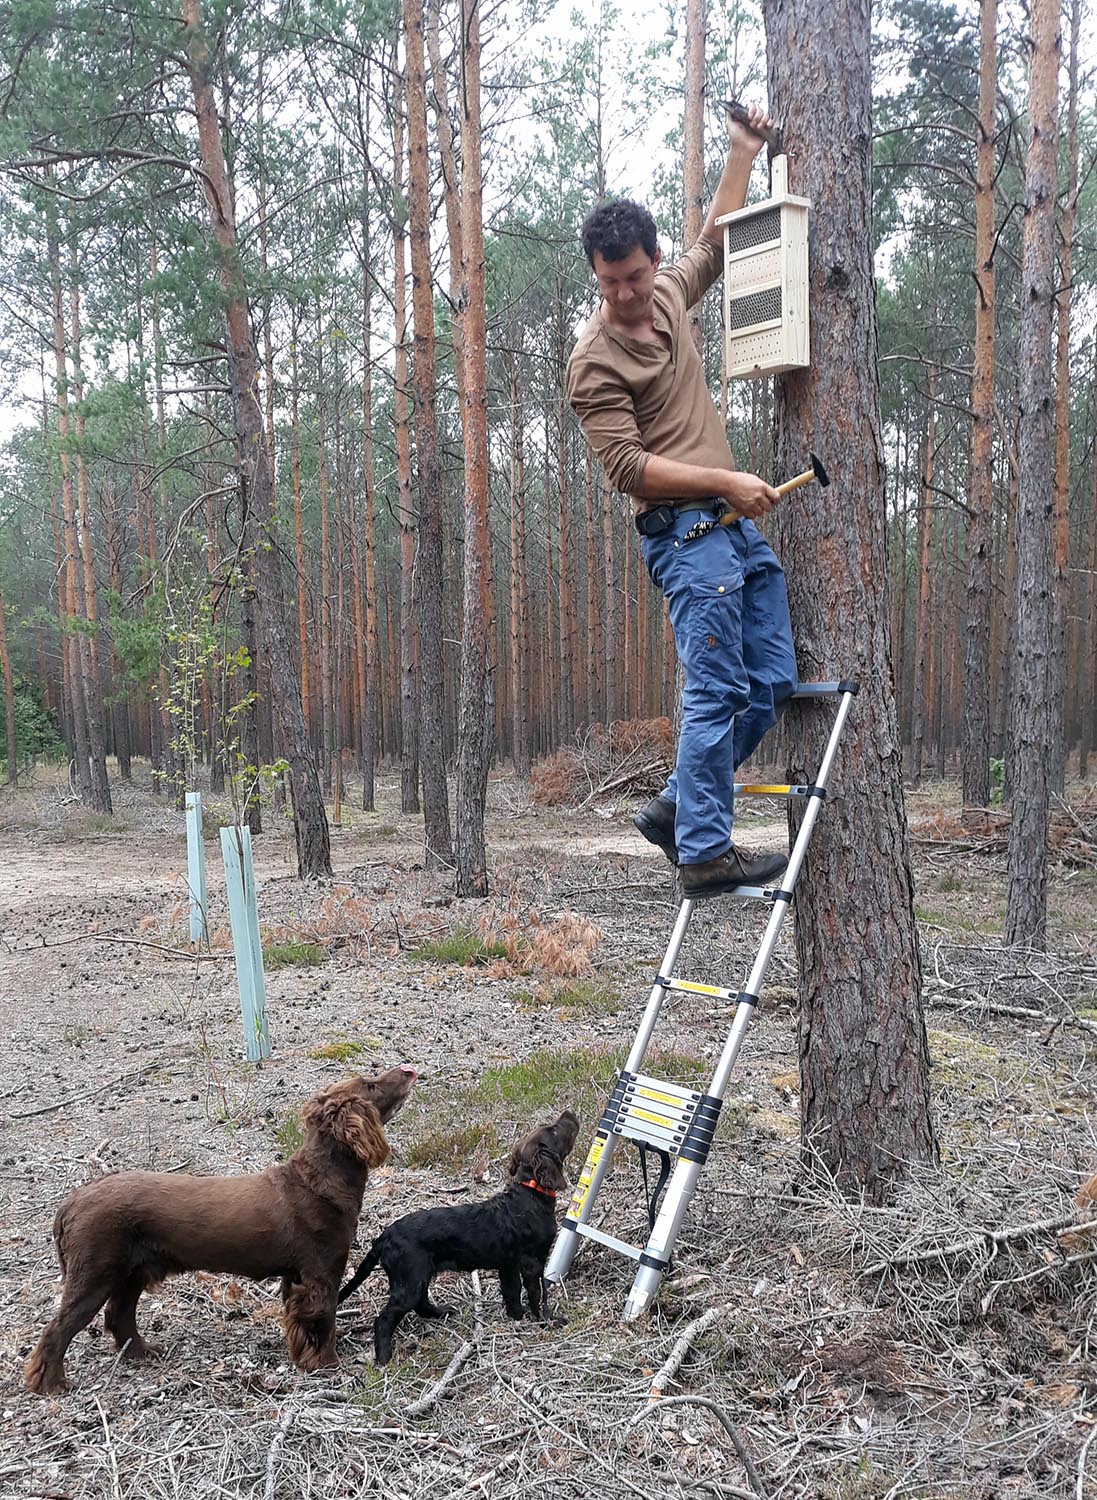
567,103,796,900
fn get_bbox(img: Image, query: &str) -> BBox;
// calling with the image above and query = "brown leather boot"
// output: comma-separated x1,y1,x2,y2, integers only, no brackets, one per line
680,845,787,898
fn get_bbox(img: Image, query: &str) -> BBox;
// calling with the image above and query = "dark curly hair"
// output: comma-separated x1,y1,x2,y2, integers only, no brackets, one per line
580,199,658,267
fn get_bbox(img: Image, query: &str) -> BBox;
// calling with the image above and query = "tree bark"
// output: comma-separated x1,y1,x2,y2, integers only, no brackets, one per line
0,590,16,783
1003,0,1061,947
182,0,330,877
68,252,112,812
909,375,936,785
47,208,93,806
404,0,454,868
763,0,937,1201
454,0,493,897
1050,0,1080,788
960,0,997,812
683,0,705,351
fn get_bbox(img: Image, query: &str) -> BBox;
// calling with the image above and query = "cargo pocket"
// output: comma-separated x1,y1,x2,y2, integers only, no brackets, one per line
680,575,745,688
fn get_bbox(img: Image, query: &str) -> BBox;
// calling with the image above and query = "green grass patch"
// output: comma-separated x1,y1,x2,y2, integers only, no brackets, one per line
914,904,1000,936
403,1120,500,1172
407,928,508,966
517,979,622,1018
473,1043,707,1124
275,1109,306,1160
262,939,327,970
308,1038,366,1062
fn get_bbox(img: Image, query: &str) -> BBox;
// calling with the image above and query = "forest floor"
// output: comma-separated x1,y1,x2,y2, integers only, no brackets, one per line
1,760,1096,1499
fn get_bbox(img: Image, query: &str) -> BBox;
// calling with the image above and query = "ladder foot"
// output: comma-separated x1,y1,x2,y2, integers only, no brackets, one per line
622,1285,657,1322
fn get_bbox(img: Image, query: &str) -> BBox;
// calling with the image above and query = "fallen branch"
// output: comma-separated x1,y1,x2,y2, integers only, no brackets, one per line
262,1405,297,1500
864,1210,1092,1275
635,1304,727,1409
925,988,1097,1036
631,1395,770,1499
406,1271,483,1417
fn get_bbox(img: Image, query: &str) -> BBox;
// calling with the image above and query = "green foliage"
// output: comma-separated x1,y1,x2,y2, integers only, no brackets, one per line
989,759,1004,807
407,929,509,966
2,680,65,768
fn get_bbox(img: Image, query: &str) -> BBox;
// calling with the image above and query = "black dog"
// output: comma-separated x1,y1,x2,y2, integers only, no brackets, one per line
339,1110,579,1364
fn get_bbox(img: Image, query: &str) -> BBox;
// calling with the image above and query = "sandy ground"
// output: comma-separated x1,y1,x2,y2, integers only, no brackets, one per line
1,762,1095,1498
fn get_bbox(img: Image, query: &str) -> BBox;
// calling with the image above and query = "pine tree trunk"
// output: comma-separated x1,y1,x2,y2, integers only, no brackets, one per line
454,0,493,897
47,210,93,806
1003,0,1060,947
391,74,420,816
404,0,453,866
1050,0,1080,789
508,359,530,775
0,590,16,783
182,0,330,877
1081,359,1097,782
69,255,112,812
909,379,936,785
961,0,997,812
361,206,378,811
683,0,705,351
289,332,312,742
764,0,937,1200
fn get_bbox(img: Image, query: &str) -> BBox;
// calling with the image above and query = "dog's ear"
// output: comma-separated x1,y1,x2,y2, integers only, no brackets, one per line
531,1143,566,1192
303,1089,389,1167
333,1099,390,1167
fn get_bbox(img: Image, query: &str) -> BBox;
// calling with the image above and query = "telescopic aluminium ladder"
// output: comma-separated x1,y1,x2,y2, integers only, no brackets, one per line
544,680,859,1320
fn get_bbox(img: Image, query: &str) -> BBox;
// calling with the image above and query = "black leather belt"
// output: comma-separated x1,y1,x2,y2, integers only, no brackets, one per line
635,500,728,537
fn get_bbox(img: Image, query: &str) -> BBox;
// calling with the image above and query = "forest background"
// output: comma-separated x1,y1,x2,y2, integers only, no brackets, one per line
0,0,1094,890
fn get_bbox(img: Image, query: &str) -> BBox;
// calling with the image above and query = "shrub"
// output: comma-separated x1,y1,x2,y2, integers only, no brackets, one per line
530,717,673,807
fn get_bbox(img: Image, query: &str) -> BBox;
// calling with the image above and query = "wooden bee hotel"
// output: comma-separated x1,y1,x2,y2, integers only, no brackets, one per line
716,154,811,379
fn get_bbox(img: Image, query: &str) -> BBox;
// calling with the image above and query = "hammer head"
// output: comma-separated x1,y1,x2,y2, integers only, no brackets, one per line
810,452,830,489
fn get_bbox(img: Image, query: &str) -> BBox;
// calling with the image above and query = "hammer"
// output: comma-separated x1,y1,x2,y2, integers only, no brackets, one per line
723,99,783,160
776,452,830,497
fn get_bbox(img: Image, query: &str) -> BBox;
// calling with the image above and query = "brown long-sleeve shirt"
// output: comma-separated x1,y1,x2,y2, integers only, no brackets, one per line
566,238,732,513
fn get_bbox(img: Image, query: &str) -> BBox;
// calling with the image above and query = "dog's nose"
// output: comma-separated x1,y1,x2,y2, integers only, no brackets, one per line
399,1063,418,1080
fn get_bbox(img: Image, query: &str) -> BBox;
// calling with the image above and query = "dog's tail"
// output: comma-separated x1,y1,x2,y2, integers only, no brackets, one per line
338,1237,383,1304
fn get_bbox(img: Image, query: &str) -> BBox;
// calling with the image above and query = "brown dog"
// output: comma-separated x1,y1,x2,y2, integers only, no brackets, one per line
25,1065,416,1394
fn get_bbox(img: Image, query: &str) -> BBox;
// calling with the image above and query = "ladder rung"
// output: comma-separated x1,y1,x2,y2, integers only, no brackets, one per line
612,1118,687,1152
735,782,813,797
727,884,779,901
574,1222,643,1260
665,978,738,1003
791,679,859,699
626,1073,701,1106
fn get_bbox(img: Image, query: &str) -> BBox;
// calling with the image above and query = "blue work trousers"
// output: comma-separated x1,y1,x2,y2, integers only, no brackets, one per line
640,513,797,866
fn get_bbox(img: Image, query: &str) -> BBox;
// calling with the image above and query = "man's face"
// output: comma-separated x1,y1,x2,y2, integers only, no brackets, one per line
592,244,661,327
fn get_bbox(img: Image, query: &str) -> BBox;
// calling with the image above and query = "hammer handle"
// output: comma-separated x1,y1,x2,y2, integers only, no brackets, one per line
776,469,816,497
723,99,783,158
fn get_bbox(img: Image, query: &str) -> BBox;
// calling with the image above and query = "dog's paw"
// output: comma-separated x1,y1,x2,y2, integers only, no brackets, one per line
123,1338,162,1362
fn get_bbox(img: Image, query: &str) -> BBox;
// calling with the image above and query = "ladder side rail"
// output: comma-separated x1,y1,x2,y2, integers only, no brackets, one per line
623,897,696,1073
545,897,697,1285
